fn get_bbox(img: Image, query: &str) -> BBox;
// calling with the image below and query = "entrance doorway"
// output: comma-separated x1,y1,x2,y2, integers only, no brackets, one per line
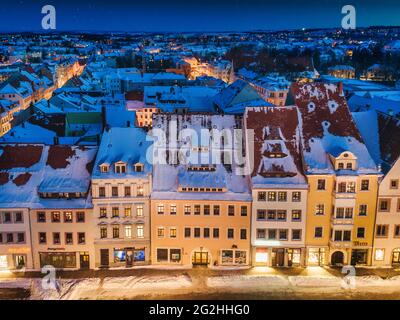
272,249,285,267
100,249,109,268
392,248,400,266
192,251,209,266
331,251,344,266
14,255,26,269
287,249,301,267
80,253,90,269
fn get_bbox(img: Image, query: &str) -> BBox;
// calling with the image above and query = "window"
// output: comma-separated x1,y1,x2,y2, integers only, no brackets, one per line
334,230,342,241
258,191,266,201
6,233,13,243
78,233,85,244
51,211,60,223
213,205,220,216
137,185,144,197
241,206,248,216
76,211,85,222
157,204,164,215
315,204,325,215
267,210,276,220
204,205,210,215
336,207,344,219
227,228,234,239
169,227,177,238
228,205,235,216
194,228,200,238
379,199,390,212
395,225,400,238
125,226,132,238
157,249,168,262
292,229,301,241
16,233,24,243
240,229,247,240
64,211,73,223
292,192,301,202
357,227,365,238
157,227,165,238
65,233,73,244
137,225,144,238
53,232,60,245
136,205,143,217
38,232,46,244
346,163,353,170
268,229,276,240
100,165,109,173
124,186,131,196
391,180,399,189
314,227,323,238
278,192,287,202
124,207,131,218
346,182,356,193
345,208,353,219
277,210,286,221
204,228,210,238
376,225,389,237
184,205,191,215
14,212,23,223
292,210,301,221
359,205,367,216
338,163,344,170
213,228,219,238
317,179,326,190
279,229,288,240
268,192,276,201
257,229,266,239
170,249,181,263
115,163,126,174
361,179,369,191
338,182,346,193
343,230,351,241
112,227,119,239
99,207,107,218
100,227,107,239
99,187,106,197
112,187,118,197
37,212,46,223
375,249,385,261
257,210,266,220
112,207,119,218
184,228,191,238
194,205,201,215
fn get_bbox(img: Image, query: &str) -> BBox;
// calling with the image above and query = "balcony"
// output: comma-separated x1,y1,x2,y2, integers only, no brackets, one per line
331,217,354,226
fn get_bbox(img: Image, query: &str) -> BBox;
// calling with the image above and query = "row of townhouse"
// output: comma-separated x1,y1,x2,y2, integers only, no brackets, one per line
1,82,400,270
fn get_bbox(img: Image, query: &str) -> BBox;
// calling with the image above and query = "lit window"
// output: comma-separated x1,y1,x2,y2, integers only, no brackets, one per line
137,225,144,238
125,226,132,238
375,249,385,261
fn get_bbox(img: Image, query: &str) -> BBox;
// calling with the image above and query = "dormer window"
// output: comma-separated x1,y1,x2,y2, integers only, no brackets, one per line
346,163,353,170
115,162,126,174
338,163,344,170
100,164,109,173
134,163,144,172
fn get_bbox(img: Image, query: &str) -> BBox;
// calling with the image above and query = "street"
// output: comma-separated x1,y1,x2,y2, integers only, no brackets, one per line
1,266,400,300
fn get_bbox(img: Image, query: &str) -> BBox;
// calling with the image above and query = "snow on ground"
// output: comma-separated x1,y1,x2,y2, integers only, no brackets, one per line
288,276,341,287
207,275,289,288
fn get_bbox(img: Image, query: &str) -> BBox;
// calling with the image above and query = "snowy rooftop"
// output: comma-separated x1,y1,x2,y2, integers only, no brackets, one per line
152,113,251,201
291,82,379,175
245,106,307,189
0,144,97,209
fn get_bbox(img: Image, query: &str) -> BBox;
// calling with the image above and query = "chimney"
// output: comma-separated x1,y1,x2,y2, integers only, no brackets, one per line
127,120,130,127
338,81,343,95
53,136,59,145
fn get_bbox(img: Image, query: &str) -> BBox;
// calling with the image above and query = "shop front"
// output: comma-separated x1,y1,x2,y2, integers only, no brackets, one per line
220,249,248,266
253,247,304,267
39,252,77,269
306,247,328,266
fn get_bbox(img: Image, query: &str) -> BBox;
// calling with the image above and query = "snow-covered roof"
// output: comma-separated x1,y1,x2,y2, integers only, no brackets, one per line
92,127,152,179
291,82,379,175
0,144,97,209
151,113,251,201
245,106,307,189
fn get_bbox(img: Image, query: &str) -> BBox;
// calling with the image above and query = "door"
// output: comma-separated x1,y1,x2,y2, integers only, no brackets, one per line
80,253,90,269
272,249,285,267
126,249,133,268
100,249,109,268
192,251,209,265
14,255,26,269
331,251,344,266
392,249,400,265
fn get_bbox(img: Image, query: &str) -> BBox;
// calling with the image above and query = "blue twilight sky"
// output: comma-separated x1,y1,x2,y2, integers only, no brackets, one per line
0,0,399,32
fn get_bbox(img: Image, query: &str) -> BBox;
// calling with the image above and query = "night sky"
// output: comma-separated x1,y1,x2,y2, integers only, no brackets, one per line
0,0,399,32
